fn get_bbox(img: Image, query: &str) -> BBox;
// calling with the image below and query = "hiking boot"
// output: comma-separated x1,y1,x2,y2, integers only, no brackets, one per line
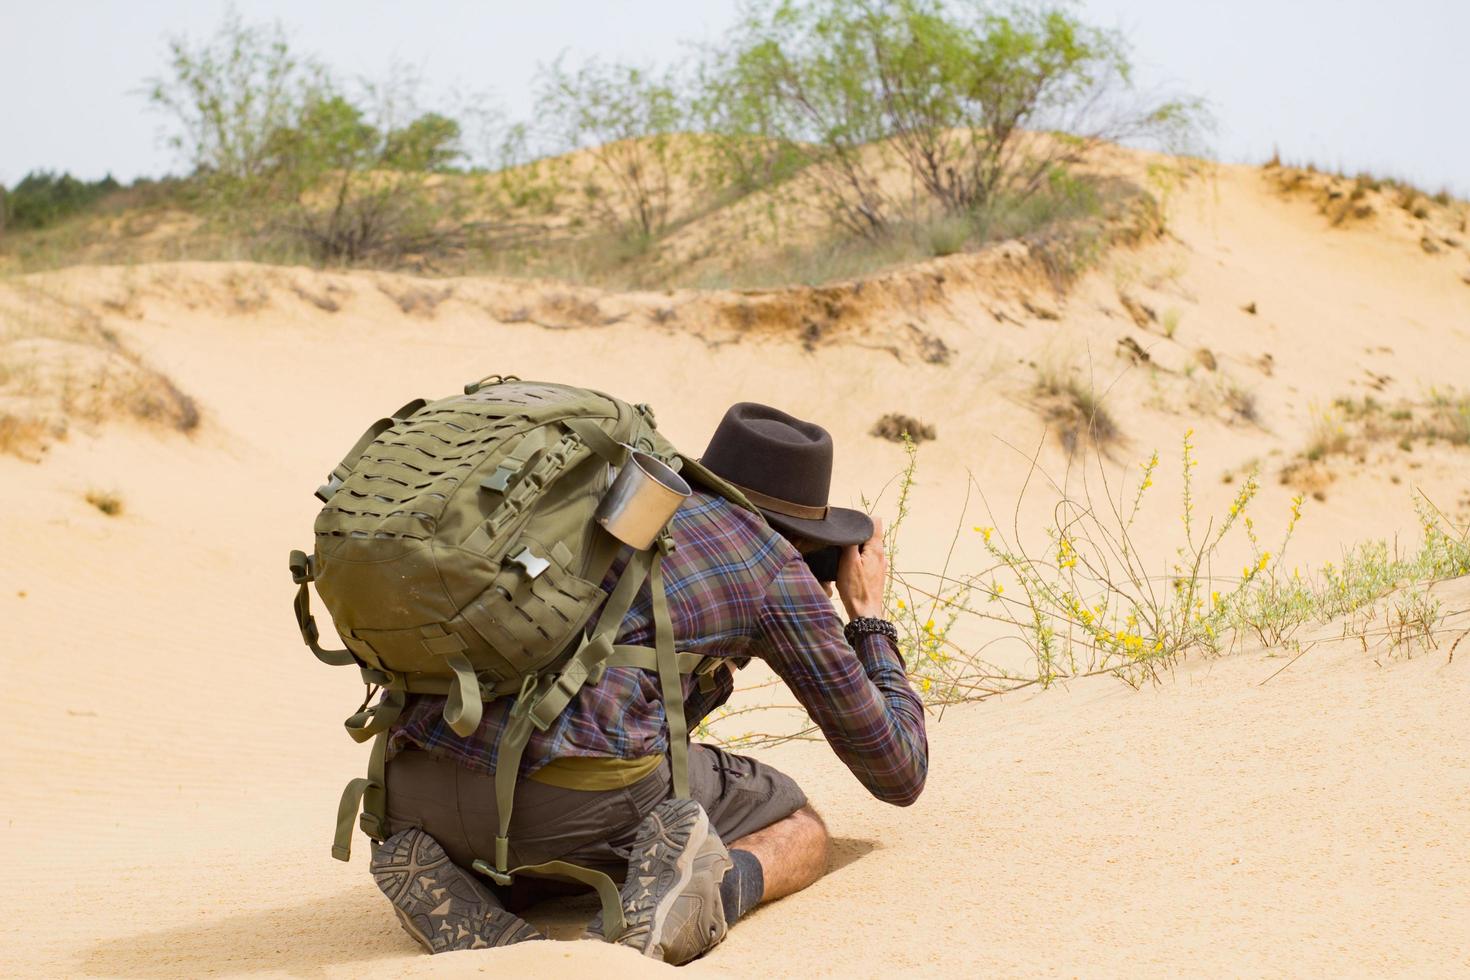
371,828,544,953
590,798,734,965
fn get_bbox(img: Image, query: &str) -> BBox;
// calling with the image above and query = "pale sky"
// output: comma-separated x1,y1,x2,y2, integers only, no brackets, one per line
2,0,1467,195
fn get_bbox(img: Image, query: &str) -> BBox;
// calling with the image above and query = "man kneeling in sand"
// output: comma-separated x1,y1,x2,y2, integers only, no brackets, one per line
370,403,929,964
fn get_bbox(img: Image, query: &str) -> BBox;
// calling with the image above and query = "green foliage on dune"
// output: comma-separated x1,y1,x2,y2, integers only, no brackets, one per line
5,1,1204,282
2,171,121,232
139,11,467,265
700,0,1199,237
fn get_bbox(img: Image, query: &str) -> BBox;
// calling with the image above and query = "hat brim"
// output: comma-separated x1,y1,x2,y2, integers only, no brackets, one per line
761,505,874,548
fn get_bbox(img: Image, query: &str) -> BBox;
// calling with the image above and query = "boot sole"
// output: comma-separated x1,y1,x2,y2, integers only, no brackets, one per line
371,829,542,953
615,798,723,960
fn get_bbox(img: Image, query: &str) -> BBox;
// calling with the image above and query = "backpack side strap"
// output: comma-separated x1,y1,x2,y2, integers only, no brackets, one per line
290,550,354,668
332,723,390,861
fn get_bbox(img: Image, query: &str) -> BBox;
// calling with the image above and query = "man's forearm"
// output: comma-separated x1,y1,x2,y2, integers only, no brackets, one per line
758,556,930,806
847,631,928,805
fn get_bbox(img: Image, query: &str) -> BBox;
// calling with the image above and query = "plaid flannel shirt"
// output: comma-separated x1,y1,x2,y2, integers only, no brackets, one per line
389,491,928,806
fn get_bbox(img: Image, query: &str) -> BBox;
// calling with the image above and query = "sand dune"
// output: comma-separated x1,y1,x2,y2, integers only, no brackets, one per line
2,160,1468,976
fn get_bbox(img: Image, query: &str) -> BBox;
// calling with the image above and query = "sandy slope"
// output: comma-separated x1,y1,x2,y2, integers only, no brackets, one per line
2,162,1469,977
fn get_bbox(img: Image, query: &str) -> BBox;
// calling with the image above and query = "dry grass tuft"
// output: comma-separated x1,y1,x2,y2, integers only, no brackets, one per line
224,270,270,313
85,488,124,517
541,292,606,326
1161,307,1182,339
908,325,953,365
1035,365,1121,453
1266,163,1468,236
1305,404,1352,461
871,413,936,443
1224,382,1260,425
290,281,343,312
1118,291,1156,328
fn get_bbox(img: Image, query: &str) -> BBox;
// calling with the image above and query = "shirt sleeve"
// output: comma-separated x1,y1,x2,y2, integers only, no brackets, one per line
752,553,928,806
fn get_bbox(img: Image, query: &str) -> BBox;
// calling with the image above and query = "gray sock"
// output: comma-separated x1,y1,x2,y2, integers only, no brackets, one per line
718,848,764,924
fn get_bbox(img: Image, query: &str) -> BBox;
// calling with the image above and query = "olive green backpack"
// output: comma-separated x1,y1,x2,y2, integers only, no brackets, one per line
288,376,753,939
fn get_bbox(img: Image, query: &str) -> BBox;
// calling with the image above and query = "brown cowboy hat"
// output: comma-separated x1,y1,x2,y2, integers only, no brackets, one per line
700,402,874,547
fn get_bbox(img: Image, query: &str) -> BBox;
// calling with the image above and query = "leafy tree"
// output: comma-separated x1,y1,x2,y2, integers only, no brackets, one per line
706,1,894,235
261,92,464,263
690,50,807,198
705,0,1201,235
384,113,462,171
145,11,468,264
536,57,686,240
144,8,317,185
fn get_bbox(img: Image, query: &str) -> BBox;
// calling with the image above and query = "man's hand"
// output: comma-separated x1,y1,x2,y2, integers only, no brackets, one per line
837,517,887,620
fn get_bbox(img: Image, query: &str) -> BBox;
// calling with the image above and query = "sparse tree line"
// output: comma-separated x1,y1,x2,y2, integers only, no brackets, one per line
4,1,1200,271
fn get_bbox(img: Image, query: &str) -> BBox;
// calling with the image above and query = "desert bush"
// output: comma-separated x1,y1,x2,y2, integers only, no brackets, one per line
535,57,688,241
887,434,1468,702
703,0,1200,236
85,489,124,517
263,90,465,263
1034,361,1120,452
145,10,317,190
146,12,470,265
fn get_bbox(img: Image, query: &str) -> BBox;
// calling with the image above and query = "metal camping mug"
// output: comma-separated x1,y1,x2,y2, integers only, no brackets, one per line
594,451,692,550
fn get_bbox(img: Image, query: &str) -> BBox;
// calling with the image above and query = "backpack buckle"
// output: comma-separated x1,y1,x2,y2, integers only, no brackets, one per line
480,464,517,493
509,546,550,580
472,858,515,886
289,550,316,584
314,475,343,502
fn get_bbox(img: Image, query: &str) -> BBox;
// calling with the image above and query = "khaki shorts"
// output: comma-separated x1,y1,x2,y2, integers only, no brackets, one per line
384,743,807,910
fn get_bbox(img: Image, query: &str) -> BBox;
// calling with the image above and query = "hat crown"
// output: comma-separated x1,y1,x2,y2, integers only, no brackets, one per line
701,403,833,509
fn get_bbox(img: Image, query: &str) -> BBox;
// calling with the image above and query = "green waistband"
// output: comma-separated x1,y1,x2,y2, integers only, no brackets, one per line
526,754,663,791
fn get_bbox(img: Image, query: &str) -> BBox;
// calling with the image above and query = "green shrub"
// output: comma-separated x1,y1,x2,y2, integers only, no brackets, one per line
144,11,470,264
3,171,120,231
535,57,687,239
701,0,1201,235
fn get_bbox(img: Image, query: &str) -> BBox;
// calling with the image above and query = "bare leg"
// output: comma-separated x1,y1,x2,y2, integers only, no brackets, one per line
728,804,830,903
